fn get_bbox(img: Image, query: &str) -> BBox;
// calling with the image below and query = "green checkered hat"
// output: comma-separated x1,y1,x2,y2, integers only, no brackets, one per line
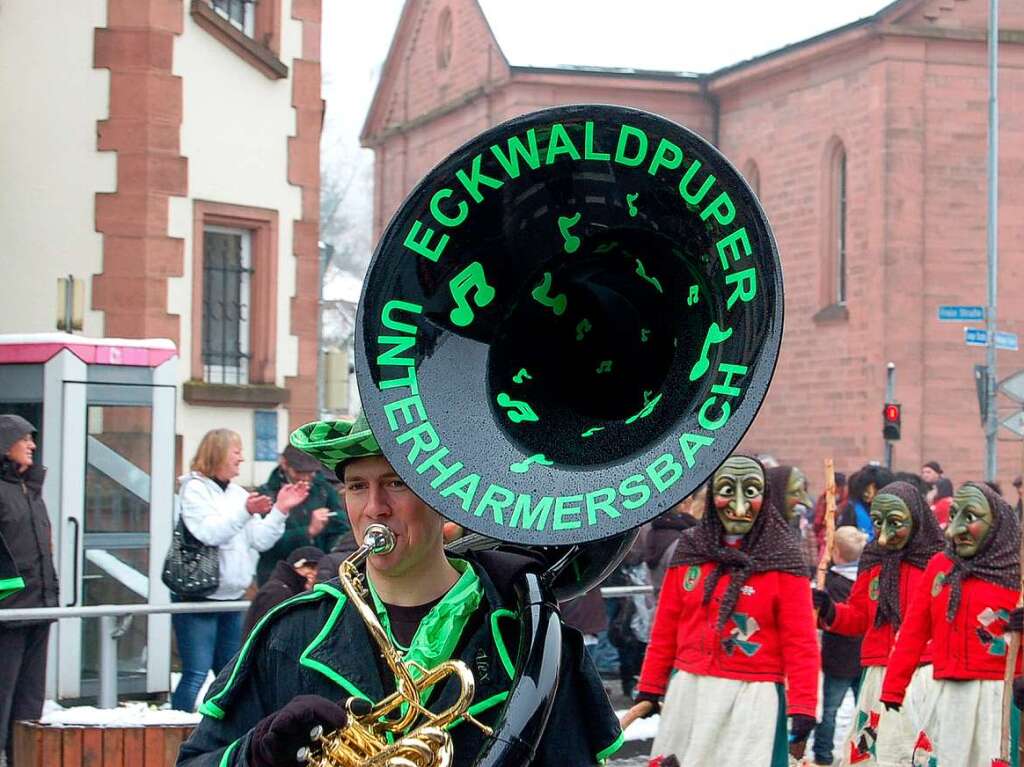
289,410,382,474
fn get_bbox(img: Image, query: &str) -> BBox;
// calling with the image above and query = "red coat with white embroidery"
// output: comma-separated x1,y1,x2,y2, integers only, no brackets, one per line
636,561,819,717
880,552,1021,705
824,562,933,667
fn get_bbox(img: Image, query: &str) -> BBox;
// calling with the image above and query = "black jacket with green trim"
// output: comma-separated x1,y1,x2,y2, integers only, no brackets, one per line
175,550,624,766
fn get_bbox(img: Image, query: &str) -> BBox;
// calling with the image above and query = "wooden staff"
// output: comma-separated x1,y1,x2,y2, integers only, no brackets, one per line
815,458,837,592
997,444,1024,765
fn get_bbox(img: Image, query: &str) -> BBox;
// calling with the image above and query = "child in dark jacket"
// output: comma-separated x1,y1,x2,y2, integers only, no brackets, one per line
812,526,866,766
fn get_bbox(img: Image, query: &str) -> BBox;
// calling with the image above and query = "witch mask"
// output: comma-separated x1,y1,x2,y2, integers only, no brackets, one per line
870,493,914,551
713,456,764,536
946,485,994,558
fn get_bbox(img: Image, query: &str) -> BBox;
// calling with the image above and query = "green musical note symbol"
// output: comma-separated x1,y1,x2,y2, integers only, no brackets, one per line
448,261,496,327
510,454,554,474
581,426,605,438
496,392,539,423
626,192,639,217
596,360,613,374
558,212,582,254
576,318,592,341
512,368,532,384
531,272,567,316
635,259,664,293
625,390,663,425
687,284,700,306
689,322,734,381
640,328,650,343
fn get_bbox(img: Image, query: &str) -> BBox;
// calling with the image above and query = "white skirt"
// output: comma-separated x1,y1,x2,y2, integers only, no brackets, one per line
911,677,1017,767
650,671,784,767
840,664,933,767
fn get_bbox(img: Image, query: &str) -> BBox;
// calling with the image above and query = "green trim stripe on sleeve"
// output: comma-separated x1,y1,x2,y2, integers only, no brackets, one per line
219,737,241,767
0,576,25,602
488,609,518,681
445,690,510,731
199,590,326,719
596,731,625,763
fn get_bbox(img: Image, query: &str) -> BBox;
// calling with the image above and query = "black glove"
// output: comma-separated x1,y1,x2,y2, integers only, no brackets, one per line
883,700,901,713
633,691,661,717
1010,607,1024,634
789,713,816,742
812,589,835,624
1014,678,1024,711
248,695,349,767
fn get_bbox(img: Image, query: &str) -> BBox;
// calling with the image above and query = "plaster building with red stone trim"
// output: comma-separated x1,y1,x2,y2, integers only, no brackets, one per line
362,0,1024,490
0,0,323,486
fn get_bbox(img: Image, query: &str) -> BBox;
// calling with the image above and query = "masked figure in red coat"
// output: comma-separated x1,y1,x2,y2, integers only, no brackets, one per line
813,481,943,766
880,482,1021,766
626,455,819,767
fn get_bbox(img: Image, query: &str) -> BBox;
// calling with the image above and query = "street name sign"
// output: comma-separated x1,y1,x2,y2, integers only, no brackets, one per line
964,328,1020,351
939,305,985,322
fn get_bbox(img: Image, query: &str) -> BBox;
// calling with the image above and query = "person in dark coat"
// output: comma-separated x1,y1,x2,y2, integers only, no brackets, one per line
0,415,58,764
176,412,623,767
242,546,323,639
254,445,349,585
812,526,866,766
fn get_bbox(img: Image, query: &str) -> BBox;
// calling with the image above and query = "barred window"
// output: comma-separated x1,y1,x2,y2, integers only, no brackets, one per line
211,0,255,37
202,226,252,384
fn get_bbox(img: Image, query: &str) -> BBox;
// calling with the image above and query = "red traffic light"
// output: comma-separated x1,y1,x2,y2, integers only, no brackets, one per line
883,402,901,441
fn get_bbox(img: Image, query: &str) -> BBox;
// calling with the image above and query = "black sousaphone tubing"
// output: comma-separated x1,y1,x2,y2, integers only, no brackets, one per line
356,104,783,546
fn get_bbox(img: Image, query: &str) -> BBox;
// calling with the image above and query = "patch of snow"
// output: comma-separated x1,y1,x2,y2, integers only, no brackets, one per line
615,709,660,742
39,701,199,727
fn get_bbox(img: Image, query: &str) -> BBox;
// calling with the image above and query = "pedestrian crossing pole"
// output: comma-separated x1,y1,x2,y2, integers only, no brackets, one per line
985,0,1000,482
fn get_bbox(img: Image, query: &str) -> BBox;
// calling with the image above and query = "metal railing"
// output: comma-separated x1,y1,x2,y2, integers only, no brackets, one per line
0,586,653,709
0,601,249,709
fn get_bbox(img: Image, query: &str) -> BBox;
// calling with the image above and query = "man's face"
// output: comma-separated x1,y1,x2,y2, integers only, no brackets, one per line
921,466,940,485
294,564,318,589
342,456,444,578
946,485,994,558
870,493,914,551
282,459,316,485
5,433,35,471
783,467,812,522
713,456,764,536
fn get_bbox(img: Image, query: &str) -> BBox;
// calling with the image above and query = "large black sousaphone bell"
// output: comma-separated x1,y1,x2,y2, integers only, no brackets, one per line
356,104,783,547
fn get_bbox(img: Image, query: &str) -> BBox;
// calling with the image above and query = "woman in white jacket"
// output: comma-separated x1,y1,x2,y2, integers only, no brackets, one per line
170,429,308,712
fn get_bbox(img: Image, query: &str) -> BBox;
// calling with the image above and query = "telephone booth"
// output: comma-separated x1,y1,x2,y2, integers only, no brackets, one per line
0,333,177,700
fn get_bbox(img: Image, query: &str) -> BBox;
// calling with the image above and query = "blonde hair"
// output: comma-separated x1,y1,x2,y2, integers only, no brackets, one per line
833,526,868,564
190,429,241,478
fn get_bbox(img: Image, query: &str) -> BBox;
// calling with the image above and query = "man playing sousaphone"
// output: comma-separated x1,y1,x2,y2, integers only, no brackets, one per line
176,412,623,767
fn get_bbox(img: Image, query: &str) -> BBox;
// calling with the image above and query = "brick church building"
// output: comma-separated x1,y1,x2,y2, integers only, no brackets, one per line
362,0,1024,490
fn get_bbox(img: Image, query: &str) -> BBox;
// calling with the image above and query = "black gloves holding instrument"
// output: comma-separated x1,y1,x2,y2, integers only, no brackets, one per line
248,695,358,767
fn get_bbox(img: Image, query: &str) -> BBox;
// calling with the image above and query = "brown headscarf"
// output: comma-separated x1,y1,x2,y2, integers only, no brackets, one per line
857,481,943,629
944,481,1021,621
671,455,807,630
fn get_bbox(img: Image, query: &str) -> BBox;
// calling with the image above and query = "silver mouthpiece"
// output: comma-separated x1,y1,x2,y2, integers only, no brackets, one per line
363,523,396,555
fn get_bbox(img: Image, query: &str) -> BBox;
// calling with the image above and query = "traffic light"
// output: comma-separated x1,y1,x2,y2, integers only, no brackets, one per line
883,402,902,441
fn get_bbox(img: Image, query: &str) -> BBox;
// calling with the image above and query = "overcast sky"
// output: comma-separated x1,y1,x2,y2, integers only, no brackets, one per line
319,0,897,279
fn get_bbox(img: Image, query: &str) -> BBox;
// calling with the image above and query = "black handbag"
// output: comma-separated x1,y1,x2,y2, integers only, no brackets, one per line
161,513,219,599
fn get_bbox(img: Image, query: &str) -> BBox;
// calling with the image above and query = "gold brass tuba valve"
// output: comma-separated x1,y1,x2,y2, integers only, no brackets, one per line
305,525,491,767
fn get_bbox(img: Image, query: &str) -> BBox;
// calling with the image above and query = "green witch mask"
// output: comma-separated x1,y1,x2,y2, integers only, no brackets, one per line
784,467,812,522
713,456,764,536
945,485,994,559
869,493,914,551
